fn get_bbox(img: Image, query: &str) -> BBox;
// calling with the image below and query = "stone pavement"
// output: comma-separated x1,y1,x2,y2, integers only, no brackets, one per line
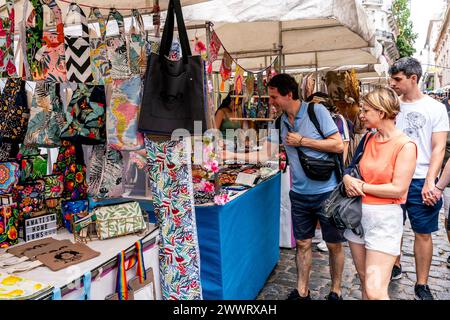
257,214,450,300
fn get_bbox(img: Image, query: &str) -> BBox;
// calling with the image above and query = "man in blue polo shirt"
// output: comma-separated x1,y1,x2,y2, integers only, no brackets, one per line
268,74,345,300
224,74,345,300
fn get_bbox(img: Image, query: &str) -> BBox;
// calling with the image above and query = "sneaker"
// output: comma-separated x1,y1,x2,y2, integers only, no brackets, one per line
325,291,343,300
312,229,322,244
390,264,402,280
414,284,434,300
317,240,329,252
447,255,450,268
286,289,311,300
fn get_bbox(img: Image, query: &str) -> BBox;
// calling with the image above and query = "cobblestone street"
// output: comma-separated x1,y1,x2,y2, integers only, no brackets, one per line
257,214,450,300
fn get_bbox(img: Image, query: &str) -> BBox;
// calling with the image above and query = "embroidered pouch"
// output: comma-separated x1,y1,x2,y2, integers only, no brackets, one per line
0,162,19,194
0,204,19,247
12,180,46,220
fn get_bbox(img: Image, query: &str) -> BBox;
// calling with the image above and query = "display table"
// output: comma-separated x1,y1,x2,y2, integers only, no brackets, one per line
148,173,281,299
11,225,161,300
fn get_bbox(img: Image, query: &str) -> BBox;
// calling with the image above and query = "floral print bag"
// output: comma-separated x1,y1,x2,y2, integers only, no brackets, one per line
0,0,17,77
106,9,131,80
0,204,19,247
12,180,46,220
60,84,106,145
128,9,150,76
107,76,145,151
25,0,45,80
88,8,112,85
0,78,30,143
0,161,20,194
23,81,66,148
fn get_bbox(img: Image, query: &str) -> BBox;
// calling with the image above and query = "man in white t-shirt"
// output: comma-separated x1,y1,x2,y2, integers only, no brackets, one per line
389,57,449,300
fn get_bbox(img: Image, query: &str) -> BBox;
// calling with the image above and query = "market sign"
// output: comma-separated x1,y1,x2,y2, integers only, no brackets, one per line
23,214,57,242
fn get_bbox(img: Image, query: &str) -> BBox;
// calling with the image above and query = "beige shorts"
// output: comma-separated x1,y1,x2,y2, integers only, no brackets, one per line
344,203,404,256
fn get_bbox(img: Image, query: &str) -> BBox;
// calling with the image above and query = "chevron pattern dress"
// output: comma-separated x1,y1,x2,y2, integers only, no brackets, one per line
64,3,94,83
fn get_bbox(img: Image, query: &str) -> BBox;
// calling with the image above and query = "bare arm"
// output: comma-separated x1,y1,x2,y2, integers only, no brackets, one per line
344,142,416,198
423,131,447,205
222,140,278,165
215,110,224,130
285,131,344,153
343,141,349,164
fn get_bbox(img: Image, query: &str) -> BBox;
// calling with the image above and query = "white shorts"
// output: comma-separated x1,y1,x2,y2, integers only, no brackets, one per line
344,203,404,256
441,187,450,219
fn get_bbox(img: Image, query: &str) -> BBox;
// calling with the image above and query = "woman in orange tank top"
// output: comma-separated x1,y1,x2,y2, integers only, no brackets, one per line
342,87,417,300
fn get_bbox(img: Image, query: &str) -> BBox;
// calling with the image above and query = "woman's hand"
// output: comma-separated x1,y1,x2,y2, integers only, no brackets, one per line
342,174,366,197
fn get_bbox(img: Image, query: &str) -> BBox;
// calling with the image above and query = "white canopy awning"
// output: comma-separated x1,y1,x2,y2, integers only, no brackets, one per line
182,0,381,71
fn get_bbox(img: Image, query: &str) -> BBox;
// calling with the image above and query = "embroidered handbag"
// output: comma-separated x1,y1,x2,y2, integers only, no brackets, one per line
34,0,67,82
12,180,46,220
60,84,106,145
0,78,29,143
64,3,94,83
107,76,145,151
0,0,16,77
0,162,20,194
42,174,64,199
94,201,146,240
0,204,19,247
23,81,65,148
25,0,45,80
128,9,150,76
88,8,112,85
106,9,131,80
138,0,207,135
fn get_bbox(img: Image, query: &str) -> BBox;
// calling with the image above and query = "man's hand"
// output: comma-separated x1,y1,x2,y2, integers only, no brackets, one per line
285,132,303,147
422,179,438,206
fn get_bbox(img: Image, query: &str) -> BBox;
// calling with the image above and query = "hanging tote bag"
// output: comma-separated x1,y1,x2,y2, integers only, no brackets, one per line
64,4,94,83
23,82,66,148
88,8,112,85
60,84,106,145
0,0,17,77
106,9,131,80
0,78,30,144
34,0,67,82
138,0,207,135
25,0,45,80
128,9,150,76
107,76,145,151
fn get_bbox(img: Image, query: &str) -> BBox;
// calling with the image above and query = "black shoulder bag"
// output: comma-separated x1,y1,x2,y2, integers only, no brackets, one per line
137,0,207,135
322,132,375,236
292,103,343,181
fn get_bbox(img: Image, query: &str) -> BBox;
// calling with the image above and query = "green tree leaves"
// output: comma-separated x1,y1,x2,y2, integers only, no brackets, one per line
392,0,418,58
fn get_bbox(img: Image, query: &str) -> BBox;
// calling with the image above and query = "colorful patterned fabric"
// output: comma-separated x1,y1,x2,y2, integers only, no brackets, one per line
0,204,19,247
106,9,131,80
129,10,149,76
0,79,29,143
60,84,106,145
53,140,88,201
234,65,244,95
25,0,44,80
89,8,112,85
19,154,47,182
108,76,144,151
23,81,65,148
0,162,19,194
0,0,16,77
43,174,64,199
219,52,232,91
12,180,45,219
33,0,67,82
206,30,220,71
61,199,88,232
64,3,93,83
145,137,202,300
0,143,13,161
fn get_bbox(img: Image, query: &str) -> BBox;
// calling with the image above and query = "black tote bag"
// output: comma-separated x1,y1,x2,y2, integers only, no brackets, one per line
138,0,207,136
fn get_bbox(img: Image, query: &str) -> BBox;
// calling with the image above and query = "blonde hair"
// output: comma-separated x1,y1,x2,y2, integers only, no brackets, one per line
361,87,400,120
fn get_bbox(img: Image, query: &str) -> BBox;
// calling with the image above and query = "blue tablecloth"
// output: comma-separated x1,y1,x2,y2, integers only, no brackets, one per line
89,173,281,300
